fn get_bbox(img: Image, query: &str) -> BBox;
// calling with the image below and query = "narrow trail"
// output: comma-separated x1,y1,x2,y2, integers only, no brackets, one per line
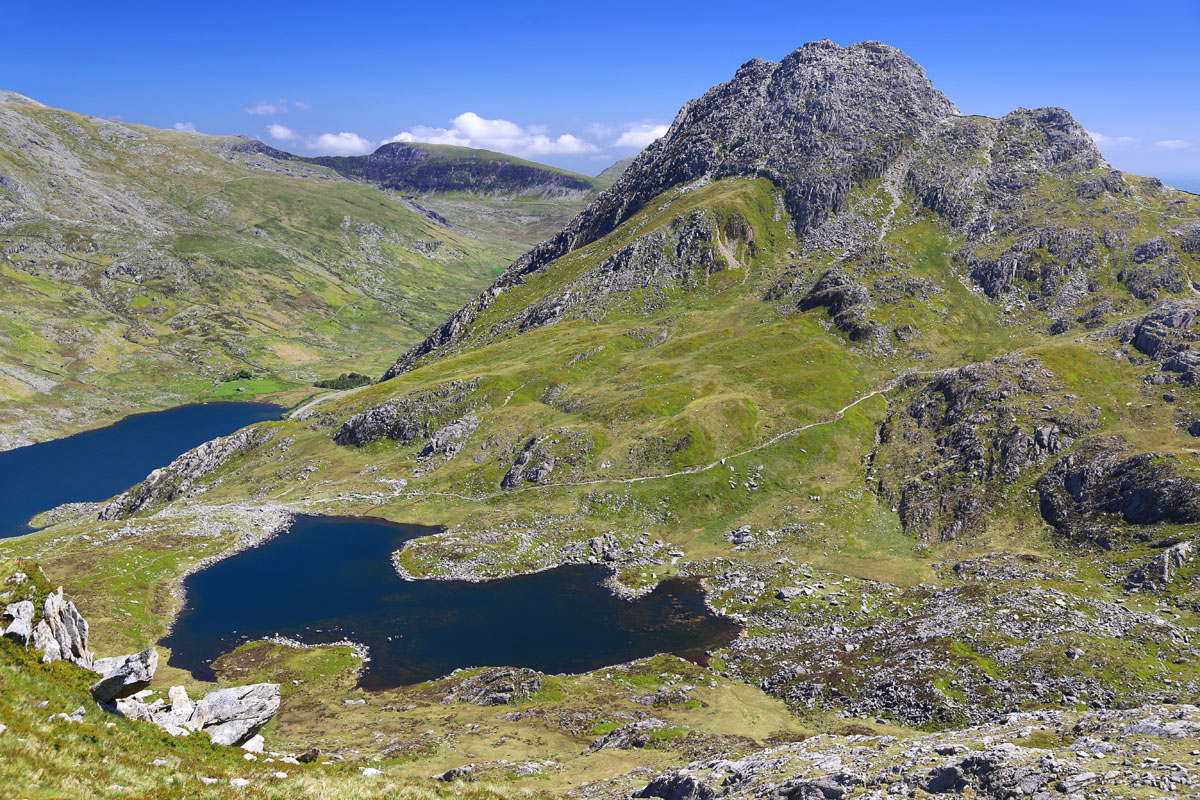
389,368,955,506
507,373,917,493
290,386,363,419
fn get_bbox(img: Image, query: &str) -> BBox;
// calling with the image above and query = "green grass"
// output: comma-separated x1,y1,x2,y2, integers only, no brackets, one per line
208,377,294,400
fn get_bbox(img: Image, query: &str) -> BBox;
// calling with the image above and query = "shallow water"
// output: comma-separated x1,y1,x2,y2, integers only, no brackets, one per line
0,402,282,539
161,514,740,689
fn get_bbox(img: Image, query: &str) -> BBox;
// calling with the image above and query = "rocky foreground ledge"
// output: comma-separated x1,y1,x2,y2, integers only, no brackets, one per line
580,705,1200,800
1,570,279,750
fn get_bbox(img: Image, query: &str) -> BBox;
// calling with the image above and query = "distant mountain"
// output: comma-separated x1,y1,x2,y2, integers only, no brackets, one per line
0,95,520,446
300,142,600,197
230,139,607,250
596,156,635,185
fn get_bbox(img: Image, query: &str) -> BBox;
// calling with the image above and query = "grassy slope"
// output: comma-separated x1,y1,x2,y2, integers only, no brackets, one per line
0,101,534,446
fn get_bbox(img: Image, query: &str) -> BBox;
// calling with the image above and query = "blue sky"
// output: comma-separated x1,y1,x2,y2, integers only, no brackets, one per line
4,0,1198,188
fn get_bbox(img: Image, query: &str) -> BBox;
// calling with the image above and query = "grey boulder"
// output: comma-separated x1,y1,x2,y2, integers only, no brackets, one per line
187,683,281,746
90,646,158,703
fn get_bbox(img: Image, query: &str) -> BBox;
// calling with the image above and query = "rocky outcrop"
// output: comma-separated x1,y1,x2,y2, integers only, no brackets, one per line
334,378,482,447
635,770,717,800
1116,300,1200,385
1038,436,1200,546
1119,237,1189,301
502,437,556,488
587,718,668,752
872,357,1099,541
440,667,543,706
793,268,884,344
964,226,1099,301
921,744,1056,796
419,415,479,460
90,646,158,704
1176,223,1200,255
384,40,959,378
2,581,92,667
1124,538,1194,591
98,425,272,519
31,587,92,669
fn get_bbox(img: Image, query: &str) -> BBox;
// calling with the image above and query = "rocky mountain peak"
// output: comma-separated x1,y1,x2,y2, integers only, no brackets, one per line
999,105,1101,171
596,38,959,246
384,39,960,377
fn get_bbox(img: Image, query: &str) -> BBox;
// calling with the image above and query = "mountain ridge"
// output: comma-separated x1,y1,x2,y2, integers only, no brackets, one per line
382,40,1111,379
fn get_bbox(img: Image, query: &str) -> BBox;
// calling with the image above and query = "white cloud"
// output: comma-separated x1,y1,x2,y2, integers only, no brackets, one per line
528,133,597,155
308,131,374,155
293,100,311,111
615,123,669,149
173,121,196,132
267,124,297,142
1088,131,1140,146
385,111,599,156
245,99,288,115
586,122,615,140
1157,139,1190,150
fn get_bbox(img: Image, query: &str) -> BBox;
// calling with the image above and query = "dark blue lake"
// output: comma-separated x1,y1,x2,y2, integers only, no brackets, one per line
162,514,740,689
0,402,282,539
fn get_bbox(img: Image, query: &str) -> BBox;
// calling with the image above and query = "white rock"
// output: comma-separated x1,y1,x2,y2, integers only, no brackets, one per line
281,756,300,765
33,588,92,669
241,733,265,753
272,772,288,779
200,777,218,785
163,725,191,737
229,777,250,788
362,767,383,777
2,601,35,645
243,752,257,761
